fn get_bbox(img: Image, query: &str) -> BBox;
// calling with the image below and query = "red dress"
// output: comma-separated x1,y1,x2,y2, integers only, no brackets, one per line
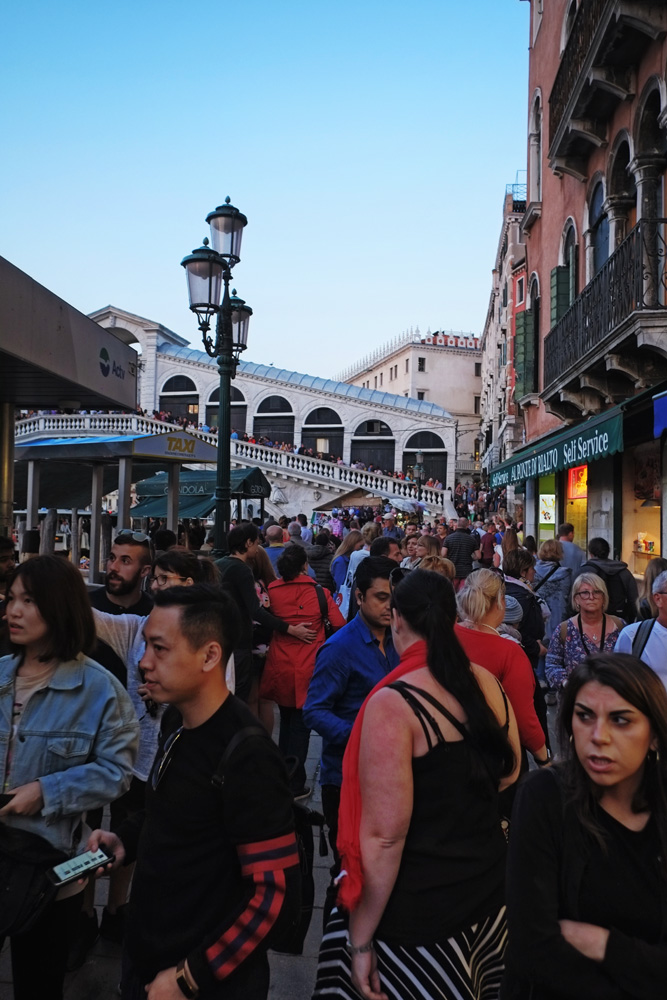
260,576,345,707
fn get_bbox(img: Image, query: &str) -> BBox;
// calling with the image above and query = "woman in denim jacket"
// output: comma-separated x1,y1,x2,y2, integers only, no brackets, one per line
0,556,138,1000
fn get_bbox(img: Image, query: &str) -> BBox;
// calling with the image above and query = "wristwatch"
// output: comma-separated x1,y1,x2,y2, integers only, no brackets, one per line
175,959,199,999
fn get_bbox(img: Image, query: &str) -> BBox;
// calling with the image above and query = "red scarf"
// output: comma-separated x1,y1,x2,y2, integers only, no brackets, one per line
336,638,429,912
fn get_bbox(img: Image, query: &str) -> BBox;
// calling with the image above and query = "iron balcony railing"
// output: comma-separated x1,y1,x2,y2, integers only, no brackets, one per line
543,219,667,390
549,0,608,149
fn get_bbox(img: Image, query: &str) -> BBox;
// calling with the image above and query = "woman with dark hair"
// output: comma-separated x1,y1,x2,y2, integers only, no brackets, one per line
150,547,220,590
307,532,337,592
503,547,546,669
259,545,345,797
505,653,667,999
0,556,138,999
313,569,520,1000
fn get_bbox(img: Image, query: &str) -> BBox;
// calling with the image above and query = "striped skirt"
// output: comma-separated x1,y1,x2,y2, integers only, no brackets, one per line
312,906,507,1000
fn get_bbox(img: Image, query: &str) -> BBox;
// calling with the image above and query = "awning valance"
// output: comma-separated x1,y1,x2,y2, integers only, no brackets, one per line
489,410,623,489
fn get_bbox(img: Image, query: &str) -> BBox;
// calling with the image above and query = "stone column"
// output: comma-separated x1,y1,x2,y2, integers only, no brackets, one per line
603,194,633,250
0,403,14,539
117,456,133,530
629,154,665,308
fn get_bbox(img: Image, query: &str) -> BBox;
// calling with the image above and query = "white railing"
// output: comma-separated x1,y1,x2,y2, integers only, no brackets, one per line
15,414,453,509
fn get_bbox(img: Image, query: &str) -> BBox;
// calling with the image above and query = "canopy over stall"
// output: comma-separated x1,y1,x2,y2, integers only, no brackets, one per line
131,467,271,521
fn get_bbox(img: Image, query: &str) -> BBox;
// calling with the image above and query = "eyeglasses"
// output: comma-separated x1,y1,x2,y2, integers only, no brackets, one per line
115,530,151,546
151,726,183,790
576,590,604,600
149,574,187,588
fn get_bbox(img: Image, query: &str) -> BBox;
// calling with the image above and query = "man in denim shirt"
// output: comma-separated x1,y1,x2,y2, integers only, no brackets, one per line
303,557,399,923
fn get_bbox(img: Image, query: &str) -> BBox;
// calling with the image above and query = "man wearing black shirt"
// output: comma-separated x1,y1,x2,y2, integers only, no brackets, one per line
89,585,299,1000
442,517,481,590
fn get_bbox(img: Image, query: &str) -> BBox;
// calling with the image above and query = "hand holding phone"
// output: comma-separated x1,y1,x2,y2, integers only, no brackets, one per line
46,846,115,887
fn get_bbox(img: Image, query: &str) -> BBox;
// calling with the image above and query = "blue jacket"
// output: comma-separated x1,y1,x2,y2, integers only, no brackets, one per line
303,614,399,786
0,653,139,854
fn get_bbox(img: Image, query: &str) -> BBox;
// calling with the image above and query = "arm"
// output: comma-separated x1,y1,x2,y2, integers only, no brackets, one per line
505,771,625,1000
472,665,521,790
185,736,299,993
545,624,568,689
348,689,413,1000
302,642,356,745
326,591,347,631
495,645,547,756
92,607,145,664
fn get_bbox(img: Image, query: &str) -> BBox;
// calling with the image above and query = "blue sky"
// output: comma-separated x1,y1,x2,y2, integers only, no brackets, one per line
2,1,529,378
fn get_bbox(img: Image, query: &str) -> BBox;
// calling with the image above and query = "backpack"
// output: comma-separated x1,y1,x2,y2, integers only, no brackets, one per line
212,725,328,956
580,561,633,622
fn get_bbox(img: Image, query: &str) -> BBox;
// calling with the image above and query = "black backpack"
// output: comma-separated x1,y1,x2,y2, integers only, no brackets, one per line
580,561,634,623
212,725,328,956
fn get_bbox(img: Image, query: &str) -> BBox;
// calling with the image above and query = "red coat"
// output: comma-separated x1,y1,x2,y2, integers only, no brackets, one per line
259,576,345,708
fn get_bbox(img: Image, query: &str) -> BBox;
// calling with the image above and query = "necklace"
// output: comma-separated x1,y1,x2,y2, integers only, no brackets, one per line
461,620,501,637
577,613,606,654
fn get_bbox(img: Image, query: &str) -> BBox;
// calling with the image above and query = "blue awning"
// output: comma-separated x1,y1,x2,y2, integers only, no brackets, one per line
654,390,667,437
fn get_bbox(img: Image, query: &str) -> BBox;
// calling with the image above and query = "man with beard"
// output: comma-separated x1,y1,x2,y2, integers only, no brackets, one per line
68,531,154,969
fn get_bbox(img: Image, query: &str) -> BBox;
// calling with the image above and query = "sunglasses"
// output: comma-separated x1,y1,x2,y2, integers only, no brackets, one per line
115,530,152,546
151,727,183,791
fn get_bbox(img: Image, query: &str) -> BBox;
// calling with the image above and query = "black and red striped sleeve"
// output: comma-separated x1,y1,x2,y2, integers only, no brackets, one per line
186,733,300,992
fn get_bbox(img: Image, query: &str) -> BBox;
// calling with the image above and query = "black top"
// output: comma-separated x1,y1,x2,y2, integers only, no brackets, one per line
215,557,288,652
443,529,480,577
504,766,667,1000
89,587,154,685
118,695,295,985
376,681,506,945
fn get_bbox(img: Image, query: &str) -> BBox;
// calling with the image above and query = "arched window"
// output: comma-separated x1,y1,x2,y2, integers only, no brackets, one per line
253,396,294,444
590,183,609,275
350,420,395,471
206,385,247,432
162,375,197,393
403,432,447,484
529,93,542,204
563,222,578,304
302,407,343,459
257,395,293,413
561,0,577,53
159,375,199,422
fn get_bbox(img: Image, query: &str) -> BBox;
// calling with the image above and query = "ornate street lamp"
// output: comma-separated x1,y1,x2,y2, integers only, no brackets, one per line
413,449,426,504
181,198,252,555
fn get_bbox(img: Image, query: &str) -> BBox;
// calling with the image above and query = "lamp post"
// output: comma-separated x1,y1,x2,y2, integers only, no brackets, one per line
413,449,426,504
181,197,253,556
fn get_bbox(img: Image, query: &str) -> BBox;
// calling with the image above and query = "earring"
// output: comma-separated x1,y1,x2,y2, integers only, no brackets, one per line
569,734,573,744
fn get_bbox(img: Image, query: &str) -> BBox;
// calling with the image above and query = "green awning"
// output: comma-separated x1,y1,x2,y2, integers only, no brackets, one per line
134,466,271,499
129,494,216,520
489,409,623,488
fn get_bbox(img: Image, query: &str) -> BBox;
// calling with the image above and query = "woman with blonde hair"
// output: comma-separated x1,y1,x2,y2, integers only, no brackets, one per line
414,534,442,564
330,530,364,601
545,572,624,692
417,555,456,579
638,556,667,620
456,569,548,766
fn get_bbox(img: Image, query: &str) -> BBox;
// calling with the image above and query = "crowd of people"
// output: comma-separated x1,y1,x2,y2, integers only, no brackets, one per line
0,506,666,1000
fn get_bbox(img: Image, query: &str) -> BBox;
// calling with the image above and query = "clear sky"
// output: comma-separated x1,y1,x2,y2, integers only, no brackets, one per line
2,0,529,379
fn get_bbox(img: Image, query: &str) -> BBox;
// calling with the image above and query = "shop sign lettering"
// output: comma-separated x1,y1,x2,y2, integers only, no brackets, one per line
489,415,622,489
166,436,195,455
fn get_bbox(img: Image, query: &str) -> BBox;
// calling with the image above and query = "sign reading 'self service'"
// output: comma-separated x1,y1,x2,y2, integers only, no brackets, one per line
489,412,622,489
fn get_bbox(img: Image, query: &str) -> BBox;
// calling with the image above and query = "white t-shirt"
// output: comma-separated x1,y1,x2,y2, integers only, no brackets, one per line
614,619,667,690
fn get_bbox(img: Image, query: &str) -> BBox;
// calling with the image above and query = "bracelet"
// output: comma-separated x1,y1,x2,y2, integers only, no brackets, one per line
346,938,375,956
536,751,552,768
175,959,199,999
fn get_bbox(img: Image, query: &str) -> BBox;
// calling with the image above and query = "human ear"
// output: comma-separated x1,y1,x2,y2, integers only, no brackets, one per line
201,641,223,673
355,588,362,606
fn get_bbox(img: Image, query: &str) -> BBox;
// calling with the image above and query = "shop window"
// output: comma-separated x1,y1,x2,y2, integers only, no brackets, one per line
567,464,588,549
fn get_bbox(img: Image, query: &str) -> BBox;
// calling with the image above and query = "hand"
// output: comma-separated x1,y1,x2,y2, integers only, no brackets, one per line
289,622,317,643
85,829,126,875
0,781,44,816
559,919,609,962
145,967,183,999
350,949,388,1000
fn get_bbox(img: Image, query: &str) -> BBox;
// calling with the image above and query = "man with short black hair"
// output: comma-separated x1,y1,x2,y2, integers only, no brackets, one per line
442,517,481,589
557,522,585,578
580,536,638,623
303,557,400,922
368,535,402,563
89,585,299,1000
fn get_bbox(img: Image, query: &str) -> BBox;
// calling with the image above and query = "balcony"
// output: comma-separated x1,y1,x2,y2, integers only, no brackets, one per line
543,219,667,417
549,0,667,178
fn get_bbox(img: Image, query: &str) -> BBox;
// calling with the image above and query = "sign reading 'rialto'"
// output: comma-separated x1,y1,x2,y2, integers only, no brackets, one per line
489,413,622,489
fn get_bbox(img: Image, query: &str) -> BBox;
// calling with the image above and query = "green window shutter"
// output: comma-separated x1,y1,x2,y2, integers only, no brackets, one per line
514,311,526,399
524,308,535,393
550,265,570,326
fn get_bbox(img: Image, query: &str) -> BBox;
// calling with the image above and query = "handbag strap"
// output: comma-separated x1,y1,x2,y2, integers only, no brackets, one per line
533,562,559,592
314,584,329,623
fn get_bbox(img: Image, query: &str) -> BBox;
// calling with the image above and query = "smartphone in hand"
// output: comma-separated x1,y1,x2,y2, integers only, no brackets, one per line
46,845,115,887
